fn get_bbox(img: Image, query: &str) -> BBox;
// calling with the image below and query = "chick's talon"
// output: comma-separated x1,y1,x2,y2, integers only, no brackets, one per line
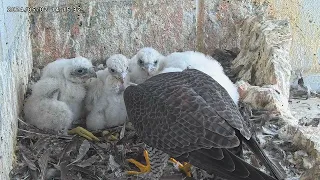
68,126,100,141
126,150,151,175
108,134,118,141
102,130,119,141
169,158,192,177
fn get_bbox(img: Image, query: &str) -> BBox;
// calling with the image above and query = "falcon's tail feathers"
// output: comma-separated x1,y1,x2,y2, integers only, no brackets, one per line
181,148,277,180
244,137,286,180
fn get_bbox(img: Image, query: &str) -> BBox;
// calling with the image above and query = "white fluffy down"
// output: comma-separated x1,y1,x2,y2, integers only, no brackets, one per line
129,47,164,84
159,67,184,74
24,57,94,132
85,54,129,131
160,51,239,105
41,56,92,79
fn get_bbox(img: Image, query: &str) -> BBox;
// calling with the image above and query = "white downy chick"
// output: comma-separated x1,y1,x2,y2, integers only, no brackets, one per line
24,57,96,132
129,47,164,84
85,54,130,131
160,51,239,105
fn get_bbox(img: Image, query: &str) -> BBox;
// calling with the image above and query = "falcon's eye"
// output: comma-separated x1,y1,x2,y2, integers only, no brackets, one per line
154,60,158,64
138,59,144,65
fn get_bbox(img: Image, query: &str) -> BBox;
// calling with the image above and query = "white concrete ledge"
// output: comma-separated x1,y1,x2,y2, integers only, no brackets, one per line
0,0,33,179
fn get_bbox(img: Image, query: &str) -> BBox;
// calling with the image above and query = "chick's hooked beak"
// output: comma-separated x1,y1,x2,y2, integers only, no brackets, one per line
145,64,155,76
88,67,97,78
119,72,127,84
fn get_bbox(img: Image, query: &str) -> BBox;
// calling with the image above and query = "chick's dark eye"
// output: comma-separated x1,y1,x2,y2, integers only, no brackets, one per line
138,59,143,64
110,68,115,72
77,69,84,73
154,60,158,64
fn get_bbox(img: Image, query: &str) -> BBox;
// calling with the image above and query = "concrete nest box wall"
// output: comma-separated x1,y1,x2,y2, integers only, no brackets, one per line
0,0,33,179
1,0,320,179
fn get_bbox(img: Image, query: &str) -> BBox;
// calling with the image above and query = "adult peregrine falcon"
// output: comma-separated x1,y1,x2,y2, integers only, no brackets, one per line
124,69,284,180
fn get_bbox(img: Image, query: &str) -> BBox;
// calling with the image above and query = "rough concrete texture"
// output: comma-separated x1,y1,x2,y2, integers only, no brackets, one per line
236,69,320,179
232,16,292,99
290,98,320,156
0,0,33,179
300,164,320,180
236,81,320,179
253,0,320,91
237,80,289,112
29,0,197,66
288,98,320,179
28,0,272,66
236,86,320,179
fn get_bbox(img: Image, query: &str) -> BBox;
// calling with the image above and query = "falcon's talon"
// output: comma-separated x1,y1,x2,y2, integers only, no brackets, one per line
126,150,151,175
169,158,192,177
68,126,100,141
181,162,192,177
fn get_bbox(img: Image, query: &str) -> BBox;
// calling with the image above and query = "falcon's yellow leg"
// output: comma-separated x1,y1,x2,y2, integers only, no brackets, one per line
126,150,151,175
169,158,192,177
68,126,100,141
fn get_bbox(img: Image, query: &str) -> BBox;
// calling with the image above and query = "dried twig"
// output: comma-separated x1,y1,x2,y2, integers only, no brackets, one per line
68,139,91,166
18,129,51,137
38,149,51,180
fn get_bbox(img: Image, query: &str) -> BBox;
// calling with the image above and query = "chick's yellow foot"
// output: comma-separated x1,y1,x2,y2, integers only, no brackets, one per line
169,158,192,177
127,150,151,175
68,126,100,141
102,130,119,141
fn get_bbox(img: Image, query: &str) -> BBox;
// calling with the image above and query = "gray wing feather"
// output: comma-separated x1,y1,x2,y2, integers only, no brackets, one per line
124,69,245,156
